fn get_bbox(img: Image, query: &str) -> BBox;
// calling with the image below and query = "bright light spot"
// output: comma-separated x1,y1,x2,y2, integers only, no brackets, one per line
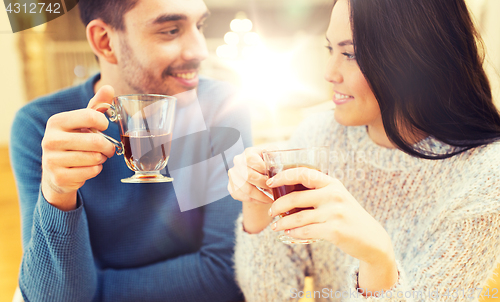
241,46,256,59
230,19,253,32
224,32,240,45
224,45,304,111
244,32,260,45
74,65,86,78
230,19,242,32
216,44,238,59
240,19,253,32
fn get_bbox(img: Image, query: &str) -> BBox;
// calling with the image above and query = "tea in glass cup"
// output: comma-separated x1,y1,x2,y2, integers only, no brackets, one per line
93,94,176,183
263,146,329,244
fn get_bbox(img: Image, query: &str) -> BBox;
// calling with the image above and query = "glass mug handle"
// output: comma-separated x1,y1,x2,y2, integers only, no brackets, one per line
90,103,124,156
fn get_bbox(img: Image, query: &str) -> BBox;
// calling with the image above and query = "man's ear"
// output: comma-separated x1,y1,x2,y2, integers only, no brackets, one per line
86,19,118,65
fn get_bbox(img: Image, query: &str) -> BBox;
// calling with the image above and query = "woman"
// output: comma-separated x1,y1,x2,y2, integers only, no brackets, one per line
227,0,500,301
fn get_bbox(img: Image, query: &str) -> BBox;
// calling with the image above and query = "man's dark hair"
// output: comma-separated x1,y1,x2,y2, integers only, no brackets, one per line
79,0,139,30
336,0,500,159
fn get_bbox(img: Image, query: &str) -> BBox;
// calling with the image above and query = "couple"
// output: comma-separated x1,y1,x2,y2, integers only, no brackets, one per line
11,0,500,301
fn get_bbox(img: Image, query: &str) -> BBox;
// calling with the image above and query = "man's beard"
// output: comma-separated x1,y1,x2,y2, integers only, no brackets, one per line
119,37,200,96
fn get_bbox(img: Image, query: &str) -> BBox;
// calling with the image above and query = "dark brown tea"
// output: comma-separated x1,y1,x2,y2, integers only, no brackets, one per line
121,130,172,172
267,164,317,217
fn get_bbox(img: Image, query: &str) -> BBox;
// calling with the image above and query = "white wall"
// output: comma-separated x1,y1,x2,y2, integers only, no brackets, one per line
0,10,27,147
468,0,500,106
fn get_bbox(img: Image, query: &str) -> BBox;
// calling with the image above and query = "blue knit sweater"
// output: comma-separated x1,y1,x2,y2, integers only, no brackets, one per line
10,74,251,302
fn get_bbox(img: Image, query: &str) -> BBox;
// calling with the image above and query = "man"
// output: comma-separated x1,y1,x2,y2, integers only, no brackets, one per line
9,0,251,301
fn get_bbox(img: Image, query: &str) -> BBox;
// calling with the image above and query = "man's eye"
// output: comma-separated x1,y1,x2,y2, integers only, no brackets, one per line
161,28,179,36
342,52,356,60
197,23,207,31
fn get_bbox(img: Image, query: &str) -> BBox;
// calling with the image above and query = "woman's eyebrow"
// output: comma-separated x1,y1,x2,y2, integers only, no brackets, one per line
325,37,353,46
338,39,353,46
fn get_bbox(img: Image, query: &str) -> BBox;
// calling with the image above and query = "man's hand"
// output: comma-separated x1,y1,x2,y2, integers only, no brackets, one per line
41,85,116,211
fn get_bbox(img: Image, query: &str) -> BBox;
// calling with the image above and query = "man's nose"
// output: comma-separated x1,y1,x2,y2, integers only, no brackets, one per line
182,27,209,62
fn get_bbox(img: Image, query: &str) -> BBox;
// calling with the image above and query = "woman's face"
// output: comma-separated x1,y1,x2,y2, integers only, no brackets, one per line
325,0,382,127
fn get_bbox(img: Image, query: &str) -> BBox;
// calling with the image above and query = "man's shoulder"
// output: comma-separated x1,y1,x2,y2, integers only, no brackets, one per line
198,76,237,103
17,75,96,122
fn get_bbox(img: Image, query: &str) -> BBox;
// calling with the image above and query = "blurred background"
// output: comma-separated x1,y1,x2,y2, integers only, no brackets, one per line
0,0,499,301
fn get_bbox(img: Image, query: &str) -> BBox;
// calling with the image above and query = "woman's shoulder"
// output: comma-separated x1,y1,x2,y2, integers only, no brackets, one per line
288,110,342,148
444,140,500,218
460,140,500,170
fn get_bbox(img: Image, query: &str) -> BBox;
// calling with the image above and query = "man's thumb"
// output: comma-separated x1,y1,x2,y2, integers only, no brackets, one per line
87,85,115,112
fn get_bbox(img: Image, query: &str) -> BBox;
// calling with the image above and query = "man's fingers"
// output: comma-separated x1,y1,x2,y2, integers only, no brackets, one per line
46,165,104,190
44,151,108,168
87,85,115,112
42,131,115,157
47,109,110,132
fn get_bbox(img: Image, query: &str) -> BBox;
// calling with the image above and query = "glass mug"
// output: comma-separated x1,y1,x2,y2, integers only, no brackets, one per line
92,94,176,183
262,146,329,244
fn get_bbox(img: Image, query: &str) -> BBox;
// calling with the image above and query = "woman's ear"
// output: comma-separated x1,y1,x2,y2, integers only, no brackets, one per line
86,19,118,65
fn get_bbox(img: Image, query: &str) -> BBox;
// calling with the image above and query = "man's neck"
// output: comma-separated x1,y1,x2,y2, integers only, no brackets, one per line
94,78,104,94
93,68,133,95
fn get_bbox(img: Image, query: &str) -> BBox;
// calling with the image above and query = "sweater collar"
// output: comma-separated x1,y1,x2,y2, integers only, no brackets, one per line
346,124,456,171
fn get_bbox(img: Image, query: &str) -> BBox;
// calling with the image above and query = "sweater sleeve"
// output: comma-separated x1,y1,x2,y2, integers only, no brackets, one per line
234,214,312,302
98,195,245,302
344,203,500,301
10,109,99,302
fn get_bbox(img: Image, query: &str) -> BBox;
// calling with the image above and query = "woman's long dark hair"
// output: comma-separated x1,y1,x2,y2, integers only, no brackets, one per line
345,0,500,159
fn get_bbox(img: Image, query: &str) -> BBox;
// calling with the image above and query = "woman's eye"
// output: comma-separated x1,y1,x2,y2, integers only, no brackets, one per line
342,52,356,60
325,45,333,54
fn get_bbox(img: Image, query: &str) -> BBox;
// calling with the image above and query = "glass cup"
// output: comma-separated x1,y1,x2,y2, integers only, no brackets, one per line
262,146,329,244
92,94,176,183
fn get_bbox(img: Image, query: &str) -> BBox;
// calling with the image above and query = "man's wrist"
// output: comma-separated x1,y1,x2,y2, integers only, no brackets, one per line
41,180,78,212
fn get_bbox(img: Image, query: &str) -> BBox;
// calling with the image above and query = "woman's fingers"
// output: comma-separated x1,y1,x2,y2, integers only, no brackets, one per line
267,167,332,190
233,149,270,188
272,207,324,231
284,222,328,241
244,147,268,175
269,185,337,218
228,168,274,204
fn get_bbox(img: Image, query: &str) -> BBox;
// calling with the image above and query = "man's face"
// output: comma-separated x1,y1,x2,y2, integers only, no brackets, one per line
115,0,209,96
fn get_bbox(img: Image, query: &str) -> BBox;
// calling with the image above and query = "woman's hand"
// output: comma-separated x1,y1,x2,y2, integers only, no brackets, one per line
227,147,274,234
267,167,398,293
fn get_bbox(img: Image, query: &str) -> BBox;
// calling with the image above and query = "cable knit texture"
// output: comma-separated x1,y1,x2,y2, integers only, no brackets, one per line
234,110,500,302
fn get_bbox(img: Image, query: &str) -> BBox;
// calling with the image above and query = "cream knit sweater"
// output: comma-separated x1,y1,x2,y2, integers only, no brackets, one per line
234,110,500,302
